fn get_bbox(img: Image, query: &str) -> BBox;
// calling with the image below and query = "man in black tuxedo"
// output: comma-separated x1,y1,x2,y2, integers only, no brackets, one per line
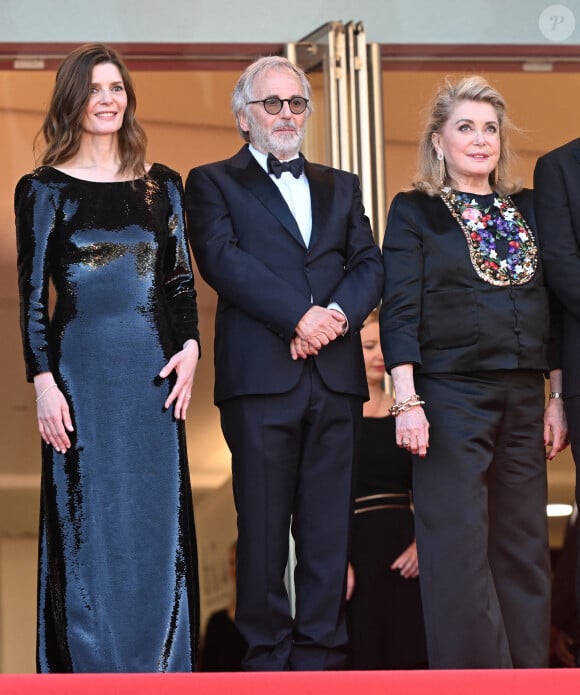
534,141,580,639
185,56,383,671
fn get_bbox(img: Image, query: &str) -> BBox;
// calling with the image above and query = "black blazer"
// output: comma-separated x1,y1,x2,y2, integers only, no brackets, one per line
184,145,384,404
381,188,552,375
534,139,580,399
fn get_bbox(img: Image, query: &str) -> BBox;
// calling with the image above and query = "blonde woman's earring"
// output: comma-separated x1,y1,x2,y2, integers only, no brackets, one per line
437,151,445,186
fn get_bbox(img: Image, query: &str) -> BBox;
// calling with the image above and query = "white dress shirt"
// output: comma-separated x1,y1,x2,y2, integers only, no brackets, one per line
248,144,347,331
249,144,312,247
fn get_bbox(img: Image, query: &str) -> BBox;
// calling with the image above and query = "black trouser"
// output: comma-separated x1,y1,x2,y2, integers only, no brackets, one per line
412,370,550,668
563,394,580,665
220,361,362,671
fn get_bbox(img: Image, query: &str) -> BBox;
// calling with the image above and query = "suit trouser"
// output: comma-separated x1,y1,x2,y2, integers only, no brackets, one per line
220,359,362,671
412,370,550,669
563,394,580,659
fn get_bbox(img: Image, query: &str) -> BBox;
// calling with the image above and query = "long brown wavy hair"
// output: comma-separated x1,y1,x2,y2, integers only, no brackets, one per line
35,43,147,178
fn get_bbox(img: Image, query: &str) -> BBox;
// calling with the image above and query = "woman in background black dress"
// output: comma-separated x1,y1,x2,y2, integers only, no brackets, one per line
200,541,247,671
15,43,200,672
348,310,427,669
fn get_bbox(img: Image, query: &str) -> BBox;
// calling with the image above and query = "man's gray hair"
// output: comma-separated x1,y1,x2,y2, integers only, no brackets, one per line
231,56,312,142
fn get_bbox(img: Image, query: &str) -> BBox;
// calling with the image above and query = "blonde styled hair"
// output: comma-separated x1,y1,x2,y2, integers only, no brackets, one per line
363,308,380,326
413,76,521,197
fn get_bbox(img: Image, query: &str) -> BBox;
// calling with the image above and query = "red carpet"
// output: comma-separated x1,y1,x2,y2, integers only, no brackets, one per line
1,670,580,694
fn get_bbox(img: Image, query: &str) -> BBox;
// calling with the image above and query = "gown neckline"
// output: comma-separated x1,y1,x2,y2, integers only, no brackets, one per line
45,162,159,184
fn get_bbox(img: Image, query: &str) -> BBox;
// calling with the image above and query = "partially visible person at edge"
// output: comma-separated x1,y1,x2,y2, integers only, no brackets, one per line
200,541,247,671
380,75,567,669
347,309,428,670
549,506,580,667
184,56,383,670
15,42,200,672
535,135,580,666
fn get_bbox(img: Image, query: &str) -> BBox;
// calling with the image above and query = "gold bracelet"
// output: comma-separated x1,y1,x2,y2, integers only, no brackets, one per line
389,394,426,417
36,383,57,402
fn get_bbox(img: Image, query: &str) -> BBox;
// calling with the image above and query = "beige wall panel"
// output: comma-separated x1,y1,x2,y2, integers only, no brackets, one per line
0,538,36,673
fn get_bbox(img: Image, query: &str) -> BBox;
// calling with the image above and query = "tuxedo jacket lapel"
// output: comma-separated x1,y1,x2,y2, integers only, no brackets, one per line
305,161,334,251
227,147,306,248
573,140,580,167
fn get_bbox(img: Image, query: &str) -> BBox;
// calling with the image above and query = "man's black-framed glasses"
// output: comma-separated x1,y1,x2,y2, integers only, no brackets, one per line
247,96,309,115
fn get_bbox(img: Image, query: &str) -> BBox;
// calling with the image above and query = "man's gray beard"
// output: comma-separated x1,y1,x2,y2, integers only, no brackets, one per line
247,114,304,159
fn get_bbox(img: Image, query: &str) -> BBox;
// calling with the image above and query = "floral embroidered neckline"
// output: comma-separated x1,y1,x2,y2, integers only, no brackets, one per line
440,188,538,286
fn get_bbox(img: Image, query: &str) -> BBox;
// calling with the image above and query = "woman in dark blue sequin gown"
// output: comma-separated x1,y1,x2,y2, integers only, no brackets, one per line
15,44,200,673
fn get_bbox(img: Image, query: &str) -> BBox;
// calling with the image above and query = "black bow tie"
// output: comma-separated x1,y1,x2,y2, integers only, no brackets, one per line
267,153,304,179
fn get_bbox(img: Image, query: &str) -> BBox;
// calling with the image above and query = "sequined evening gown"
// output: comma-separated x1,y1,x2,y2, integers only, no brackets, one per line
15,164,199,673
